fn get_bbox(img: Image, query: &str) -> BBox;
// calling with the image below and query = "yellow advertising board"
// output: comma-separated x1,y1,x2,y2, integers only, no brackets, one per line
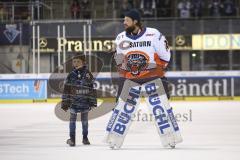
192,34,240,50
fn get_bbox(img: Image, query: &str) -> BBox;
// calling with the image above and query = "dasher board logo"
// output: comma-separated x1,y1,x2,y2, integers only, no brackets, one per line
3,24,20,43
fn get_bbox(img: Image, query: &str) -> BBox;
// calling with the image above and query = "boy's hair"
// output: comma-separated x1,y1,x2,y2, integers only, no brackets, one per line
72,54,85,62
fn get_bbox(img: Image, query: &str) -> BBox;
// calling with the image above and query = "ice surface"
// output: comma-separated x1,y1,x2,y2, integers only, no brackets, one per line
0,101,240,160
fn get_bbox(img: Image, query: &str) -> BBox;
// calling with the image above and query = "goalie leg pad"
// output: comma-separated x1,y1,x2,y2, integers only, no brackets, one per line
142,78,183,147
105,79,141,149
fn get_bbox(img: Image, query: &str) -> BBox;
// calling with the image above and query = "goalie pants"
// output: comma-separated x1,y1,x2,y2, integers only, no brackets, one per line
116,76,170,101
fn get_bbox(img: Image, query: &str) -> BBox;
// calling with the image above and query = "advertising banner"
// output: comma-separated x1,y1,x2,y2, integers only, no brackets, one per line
47,77,240,98
0,23,29,45
192,34,240,50
0,80,47,99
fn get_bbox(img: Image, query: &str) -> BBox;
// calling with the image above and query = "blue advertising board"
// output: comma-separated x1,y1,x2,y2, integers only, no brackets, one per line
0,80,47,99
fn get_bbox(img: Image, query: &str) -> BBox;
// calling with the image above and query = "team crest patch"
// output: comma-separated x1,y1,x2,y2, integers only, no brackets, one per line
4,24,20,43
125,51,149,76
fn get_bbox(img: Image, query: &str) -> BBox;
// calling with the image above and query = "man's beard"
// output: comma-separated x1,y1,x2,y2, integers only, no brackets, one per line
125,25,136,34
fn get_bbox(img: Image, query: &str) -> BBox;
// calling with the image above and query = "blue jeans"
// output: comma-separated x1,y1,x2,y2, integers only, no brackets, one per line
69,108,89,138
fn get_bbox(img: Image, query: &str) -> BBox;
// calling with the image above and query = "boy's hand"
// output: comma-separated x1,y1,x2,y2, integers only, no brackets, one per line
61,100,70,112
91,103,97,108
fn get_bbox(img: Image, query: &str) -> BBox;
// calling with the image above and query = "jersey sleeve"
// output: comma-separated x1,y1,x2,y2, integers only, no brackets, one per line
153,30,171,64
114,35,125,66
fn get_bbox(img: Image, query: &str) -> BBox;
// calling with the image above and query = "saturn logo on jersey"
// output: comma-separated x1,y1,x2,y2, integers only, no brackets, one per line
125,51,149,76
119,41,152,50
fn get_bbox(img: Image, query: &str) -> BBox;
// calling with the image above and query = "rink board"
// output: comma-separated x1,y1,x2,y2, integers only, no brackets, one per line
0,71,240,103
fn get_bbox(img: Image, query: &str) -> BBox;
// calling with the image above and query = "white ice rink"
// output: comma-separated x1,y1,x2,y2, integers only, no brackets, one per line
0,101,240,160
